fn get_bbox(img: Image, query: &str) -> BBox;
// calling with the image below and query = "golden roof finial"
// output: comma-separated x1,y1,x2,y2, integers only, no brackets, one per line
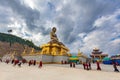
78,49,82,56
93,47,99,51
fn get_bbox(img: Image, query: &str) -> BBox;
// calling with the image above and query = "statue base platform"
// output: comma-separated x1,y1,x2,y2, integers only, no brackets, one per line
22,54,69,64
40,43,69,56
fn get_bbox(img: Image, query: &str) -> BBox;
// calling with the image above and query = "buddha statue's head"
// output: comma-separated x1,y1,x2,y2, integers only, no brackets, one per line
52,27,56,33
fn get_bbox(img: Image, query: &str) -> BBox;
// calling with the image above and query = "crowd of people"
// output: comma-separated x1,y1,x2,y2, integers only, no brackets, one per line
0,58,43,68
0,58,119,72
69,60,119,72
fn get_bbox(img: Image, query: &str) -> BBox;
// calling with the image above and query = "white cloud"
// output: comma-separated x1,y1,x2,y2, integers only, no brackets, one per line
81,9,120,55
0,0,120,56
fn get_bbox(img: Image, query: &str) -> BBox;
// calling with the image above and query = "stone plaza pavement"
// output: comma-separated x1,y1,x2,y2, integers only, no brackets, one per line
0,62,120,80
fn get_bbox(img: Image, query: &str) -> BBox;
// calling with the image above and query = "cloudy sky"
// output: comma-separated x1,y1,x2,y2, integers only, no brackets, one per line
0,0,120,56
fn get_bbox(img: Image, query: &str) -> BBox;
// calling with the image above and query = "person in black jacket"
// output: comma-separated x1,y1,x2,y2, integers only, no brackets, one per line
112,61,119,72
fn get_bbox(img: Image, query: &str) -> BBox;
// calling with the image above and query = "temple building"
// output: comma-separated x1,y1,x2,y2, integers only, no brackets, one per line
90,48,108,62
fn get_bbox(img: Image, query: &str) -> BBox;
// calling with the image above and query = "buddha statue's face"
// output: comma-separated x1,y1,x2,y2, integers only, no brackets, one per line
52,27,56,33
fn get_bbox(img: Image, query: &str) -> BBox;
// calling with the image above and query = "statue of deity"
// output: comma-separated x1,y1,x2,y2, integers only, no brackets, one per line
50,27,59,43
49,27,64,46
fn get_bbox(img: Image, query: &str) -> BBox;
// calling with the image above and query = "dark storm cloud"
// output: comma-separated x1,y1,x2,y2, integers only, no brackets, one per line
54,0,120,44
0,0,50,35
55,17,74,43
0,5,13,25
0,11,9,23
0,0,120,54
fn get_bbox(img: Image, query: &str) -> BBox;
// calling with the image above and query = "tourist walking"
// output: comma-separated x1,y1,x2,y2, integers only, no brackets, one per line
113,61,119,72
88,62,91,70
18,61,22,67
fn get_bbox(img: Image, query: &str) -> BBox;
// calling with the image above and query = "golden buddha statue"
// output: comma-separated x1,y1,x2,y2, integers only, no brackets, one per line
50,27,59,43
49,27,64,46
41,27,69,56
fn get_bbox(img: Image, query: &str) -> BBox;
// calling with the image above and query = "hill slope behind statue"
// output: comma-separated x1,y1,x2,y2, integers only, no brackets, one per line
0,33,41,57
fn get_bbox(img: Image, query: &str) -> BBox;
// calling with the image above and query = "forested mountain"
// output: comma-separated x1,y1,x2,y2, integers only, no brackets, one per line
0,33,41,57
0,33,41,50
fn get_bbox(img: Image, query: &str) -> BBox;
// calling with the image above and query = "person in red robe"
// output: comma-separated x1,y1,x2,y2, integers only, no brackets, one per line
83,62,86,70
28,60,32,66
70,62,72,67
22,59,26,64
31,60,34,65
73,63,75,68
11,59,14,64
39,61,42,68
14,59,19,66
96,60,101,70
85,62,89,70
0,59,2,62
33,60,36,66
6,59,9,64
65,61,67,64
61,60,63,64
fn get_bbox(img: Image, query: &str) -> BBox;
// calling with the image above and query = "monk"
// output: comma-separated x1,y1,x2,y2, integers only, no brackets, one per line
96,60,101,70
85,62,89,70
0,59,2,62
65,61,67,64
14,59,19,66
39,61,42,68
61,60,63,64
70,62,72,67
33,60,36,66
83,62,86,70
73,63,75,68
6,59,9,64
22,59,26,64
11,59,14,64
28,60,32,66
